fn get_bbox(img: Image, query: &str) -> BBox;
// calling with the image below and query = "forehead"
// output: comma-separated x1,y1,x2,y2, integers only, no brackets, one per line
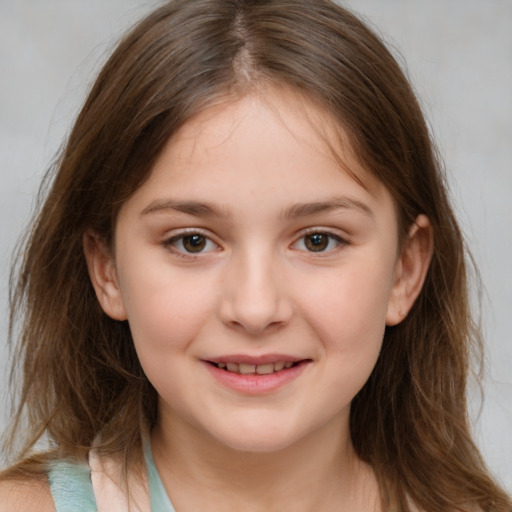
121,87,394,220
160,88,377,185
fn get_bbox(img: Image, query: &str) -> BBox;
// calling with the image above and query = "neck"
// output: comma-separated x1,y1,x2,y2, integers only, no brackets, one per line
151,413,381,512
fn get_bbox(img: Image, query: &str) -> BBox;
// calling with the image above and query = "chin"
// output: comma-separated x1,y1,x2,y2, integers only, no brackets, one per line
210,423,302,454
222,437,296,454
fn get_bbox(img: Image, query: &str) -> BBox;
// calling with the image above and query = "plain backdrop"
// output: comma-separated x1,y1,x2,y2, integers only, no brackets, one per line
1,0,511,492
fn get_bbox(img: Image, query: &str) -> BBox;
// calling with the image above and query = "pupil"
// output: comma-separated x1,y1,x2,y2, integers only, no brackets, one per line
184,235,206,252
306,233,328,252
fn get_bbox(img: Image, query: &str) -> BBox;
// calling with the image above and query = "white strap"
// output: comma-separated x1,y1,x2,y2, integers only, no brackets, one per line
89,449,151,512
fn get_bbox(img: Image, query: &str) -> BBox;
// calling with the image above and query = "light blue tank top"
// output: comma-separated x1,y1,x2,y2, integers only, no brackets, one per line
48,443,176,511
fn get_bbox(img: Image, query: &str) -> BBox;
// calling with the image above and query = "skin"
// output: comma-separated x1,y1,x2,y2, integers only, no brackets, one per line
85,88,432,511
0,479,55,512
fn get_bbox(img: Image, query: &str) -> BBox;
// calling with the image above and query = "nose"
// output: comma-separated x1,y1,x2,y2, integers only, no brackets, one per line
218,249,293,335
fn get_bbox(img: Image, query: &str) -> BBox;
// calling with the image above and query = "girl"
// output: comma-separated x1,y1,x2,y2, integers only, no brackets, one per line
1,0,510,510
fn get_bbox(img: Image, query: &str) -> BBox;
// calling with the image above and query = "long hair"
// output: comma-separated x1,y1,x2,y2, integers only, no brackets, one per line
3,1,511,510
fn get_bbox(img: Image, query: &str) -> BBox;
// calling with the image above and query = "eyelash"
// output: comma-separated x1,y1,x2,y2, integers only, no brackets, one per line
163,229,220,258
163,228,348,259
292,229,347,255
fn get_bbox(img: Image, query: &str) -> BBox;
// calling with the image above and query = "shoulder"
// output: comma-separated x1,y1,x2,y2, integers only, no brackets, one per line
0,478,55,512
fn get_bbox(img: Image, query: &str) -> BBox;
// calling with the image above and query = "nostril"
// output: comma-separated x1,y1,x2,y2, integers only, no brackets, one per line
227,318,287,335
217,277,293,334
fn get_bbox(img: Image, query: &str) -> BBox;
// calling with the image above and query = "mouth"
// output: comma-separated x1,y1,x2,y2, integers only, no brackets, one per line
207,360,302,375
203,356,311,394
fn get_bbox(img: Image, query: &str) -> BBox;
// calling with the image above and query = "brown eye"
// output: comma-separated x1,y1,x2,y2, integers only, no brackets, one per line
165,232,217,255
182,234,207,253
293,231,345,253
304,233,330,252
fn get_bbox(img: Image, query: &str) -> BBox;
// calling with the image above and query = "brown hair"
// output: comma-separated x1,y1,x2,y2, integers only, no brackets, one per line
3,0,511,510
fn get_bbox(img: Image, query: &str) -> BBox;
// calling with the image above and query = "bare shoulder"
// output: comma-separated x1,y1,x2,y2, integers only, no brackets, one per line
0,478,55,512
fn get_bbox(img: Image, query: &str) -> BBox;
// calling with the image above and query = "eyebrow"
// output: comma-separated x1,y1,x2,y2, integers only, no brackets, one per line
141,199,229,217
282,197,374,220
140,196,374,219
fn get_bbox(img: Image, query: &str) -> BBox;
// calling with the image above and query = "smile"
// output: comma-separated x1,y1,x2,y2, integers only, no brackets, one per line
203,357,311,394
210,361,296,375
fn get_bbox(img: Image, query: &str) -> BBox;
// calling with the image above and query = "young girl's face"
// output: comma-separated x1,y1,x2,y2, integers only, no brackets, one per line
91,88,410,453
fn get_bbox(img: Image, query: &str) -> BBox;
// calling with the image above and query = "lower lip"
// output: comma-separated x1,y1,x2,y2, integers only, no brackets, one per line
203,361,309,395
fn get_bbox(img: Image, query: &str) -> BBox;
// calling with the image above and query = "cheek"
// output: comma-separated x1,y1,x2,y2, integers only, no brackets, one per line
117,264,218,357
303,266,390,407
298,261,394,342
292,255,395,399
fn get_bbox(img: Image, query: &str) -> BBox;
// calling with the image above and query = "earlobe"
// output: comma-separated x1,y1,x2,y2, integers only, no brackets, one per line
83,231,127,321
386,214,433,326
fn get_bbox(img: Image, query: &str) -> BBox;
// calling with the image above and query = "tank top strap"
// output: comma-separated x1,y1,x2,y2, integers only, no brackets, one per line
47,458,97,511
48,444,175,511
144,441,177,511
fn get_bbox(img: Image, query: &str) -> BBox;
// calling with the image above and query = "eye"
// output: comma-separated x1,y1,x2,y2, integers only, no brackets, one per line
165,232,218,254
293,231,345,253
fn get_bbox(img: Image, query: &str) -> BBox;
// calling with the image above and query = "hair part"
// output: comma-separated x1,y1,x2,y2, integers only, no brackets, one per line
3,1,511,510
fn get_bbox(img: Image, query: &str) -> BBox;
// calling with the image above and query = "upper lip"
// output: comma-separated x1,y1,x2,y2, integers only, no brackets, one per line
204,354,308,365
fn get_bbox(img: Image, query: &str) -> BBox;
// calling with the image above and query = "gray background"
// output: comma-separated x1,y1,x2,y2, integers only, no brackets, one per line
1,0,510,492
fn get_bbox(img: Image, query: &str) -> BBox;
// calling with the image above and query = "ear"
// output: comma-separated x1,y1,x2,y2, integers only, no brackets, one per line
386,214,433,326
83,231,127,321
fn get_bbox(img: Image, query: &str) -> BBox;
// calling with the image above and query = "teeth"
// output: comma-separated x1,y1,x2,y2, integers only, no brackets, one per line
256,363,274,375
239,363,256,374
226,362,239,372
214,361,296,374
